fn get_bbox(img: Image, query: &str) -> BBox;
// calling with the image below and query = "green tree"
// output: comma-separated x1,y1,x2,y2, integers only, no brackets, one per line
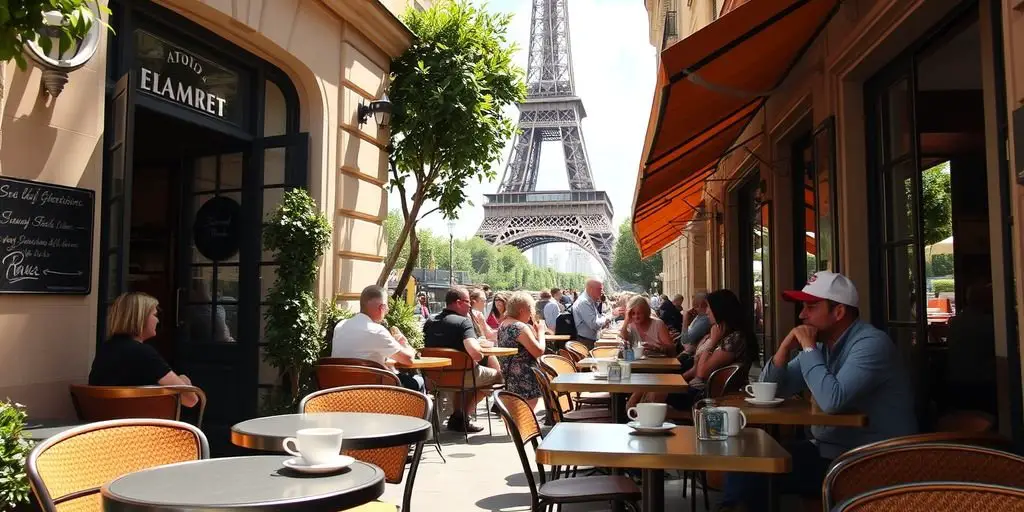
921,162,952,247
379,0,526,296
0,1,109,68
612,219,662,290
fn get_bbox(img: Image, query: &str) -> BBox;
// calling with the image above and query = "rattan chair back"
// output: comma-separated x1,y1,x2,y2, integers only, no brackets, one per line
824,443,1024,509
492,390,547,502
839,431,1013,462
589,346,619,359
69,384,207,427
936,410,996,433
706,364,747,399
418,347,475,388
316,364,400,388
564,341,590,360
557,348,580,363
317,357,388,370
531,366,564,423
27,418,208,512
538,354,577,377
300,385,429,484
833,481,1024,512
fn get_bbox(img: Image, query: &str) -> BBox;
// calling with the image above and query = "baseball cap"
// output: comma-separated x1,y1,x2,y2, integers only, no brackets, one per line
782,271,859,307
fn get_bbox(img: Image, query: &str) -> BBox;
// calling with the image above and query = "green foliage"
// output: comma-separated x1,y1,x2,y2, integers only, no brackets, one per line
382,297,424,349
262,189,332,398
0,401,30,508
612,219,663,289
381,0,526,293
932,278,955,294
926,253,954,278
0,1,111,69
319,299,353,357
921,162,952,247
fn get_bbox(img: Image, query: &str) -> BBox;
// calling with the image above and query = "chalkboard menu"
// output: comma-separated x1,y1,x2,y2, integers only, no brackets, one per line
0,177,94,294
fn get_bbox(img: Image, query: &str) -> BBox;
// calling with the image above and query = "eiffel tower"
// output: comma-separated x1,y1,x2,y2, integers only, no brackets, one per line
477,0,617,285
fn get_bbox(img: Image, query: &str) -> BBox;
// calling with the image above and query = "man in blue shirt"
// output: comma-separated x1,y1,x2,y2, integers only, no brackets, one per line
572,278,610,347
718,271,917,512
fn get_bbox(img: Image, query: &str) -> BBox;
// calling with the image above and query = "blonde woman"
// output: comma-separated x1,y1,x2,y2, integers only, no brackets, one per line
496,291,547,409
469,288,497,342
89,292,198,407
619,295,676,356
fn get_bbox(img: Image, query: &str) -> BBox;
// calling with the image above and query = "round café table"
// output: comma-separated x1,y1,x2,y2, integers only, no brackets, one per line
232,412,431,451
392,356,451,369
101,455,383,511
480,346,518,357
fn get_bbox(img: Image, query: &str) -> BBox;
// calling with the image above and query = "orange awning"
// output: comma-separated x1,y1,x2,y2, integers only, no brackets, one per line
633,0,839,258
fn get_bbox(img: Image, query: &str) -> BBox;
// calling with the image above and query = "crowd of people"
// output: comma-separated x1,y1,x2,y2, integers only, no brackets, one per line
88,269,920,512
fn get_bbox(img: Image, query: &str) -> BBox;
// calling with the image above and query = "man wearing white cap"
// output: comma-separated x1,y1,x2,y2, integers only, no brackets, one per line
718,271,917,512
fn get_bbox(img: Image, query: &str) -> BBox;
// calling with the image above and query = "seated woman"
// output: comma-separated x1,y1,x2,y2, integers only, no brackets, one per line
629,289,756,411
495,291,547,410
89,292,198,407
469,287,501,372
486,292,508,329
618,295,676,356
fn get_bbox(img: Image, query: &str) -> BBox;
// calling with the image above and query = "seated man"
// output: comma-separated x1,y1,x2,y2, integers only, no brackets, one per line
424,286,503,433
718,271,917,512
331,285,423,391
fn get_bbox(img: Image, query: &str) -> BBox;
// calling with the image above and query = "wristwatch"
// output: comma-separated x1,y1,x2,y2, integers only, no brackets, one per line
802,346,816,353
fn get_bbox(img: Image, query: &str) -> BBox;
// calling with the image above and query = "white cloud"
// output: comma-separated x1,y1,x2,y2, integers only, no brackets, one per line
387,0,656,273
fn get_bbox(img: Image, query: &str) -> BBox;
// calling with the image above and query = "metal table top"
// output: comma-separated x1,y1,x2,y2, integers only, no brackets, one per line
231,412,431,452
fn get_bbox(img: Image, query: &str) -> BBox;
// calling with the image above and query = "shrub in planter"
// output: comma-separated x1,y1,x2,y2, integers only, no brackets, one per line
0,401,31,510
932,279,955,294
383,297,424,350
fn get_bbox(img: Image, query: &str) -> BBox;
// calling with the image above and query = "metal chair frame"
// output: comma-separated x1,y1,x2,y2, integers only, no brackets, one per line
832,481,1024,511
316,364,401,388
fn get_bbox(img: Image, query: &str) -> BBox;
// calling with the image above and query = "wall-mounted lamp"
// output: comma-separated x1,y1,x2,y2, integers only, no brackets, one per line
358,93,393,128
24,3,103,97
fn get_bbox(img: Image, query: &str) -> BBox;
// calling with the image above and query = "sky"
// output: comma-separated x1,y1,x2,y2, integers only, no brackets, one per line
387,0,657,273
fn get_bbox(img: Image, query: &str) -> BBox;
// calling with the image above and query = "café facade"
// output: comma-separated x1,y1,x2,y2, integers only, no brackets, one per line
0,0,419,437
639,0,1024,445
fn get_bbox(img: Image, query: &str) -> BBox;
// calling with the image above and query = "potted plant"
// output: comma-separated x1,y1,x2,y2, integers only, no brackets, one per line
262,189,332,405
0,401,32,511
382,297,424,350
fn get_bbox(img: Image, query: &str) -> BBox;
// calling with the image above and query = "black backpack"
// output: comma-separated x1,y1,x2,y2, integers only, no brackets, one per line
555,304,577,339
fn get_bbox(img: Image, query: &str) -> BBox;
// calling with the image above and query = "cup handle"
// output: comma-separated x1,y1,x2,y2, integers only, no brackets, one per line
627,407,638,420
744,384,755,397
738,410,748,430
282,437,301,458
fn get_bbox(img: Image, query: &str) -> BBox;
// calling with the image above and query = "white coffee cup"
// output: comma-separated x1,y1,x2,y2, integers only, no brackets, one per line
718,406,747,436
592,359,612,375
627,403,667,428
282,427,344,465
634,344,645,359
745,382,778,402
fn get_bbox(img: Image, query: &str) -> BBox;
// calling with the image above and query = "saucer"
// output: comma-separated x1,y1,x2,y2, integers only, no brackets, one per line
283,455,355,474
592,373,609,380
744,397,785,407
627,421,676,435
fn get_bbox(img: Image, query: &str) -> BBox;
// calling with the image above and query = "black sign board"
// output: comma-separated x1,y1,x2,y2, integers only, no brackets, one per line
134,30,243,126
0,177,94,294
193,196,241,261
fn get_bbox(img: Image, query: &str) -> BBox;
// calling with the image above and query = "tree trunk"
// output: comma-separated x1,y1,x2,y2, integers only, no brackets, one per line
376,192,424,287
392,229,420,298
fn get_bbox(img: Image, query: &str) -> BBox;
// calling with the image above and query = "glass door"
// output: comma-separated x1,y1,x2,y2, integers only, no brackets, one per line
866,66,928,419
737,176,772,365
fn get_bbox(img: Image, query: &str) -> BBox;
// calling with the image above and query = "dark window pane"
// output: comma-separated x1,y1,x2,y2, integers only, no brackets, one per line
260,265,278,301
194,157,217,192
264,147,286,186
885,159,916,242
220,153,244,190
217,265,240,301
886,79,911,159
886,244,918,322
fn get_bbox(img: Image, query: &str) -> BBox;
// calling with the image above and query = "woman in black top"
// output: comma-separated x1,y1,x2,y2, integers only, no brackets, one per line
89,292,198,407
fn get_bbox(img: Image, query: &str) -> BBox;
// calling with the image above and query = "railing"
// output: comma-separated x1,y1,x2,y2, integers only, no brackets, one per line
484,190,615,215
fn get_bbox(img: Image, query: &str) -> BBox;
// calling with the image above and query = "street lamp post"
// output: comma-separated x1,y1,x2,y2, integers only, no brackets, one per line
447,220,457,285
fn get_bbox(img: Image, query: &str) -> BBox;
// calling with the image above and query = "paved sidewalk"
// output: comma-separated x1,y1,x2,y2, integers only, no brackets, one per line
379,401,721,511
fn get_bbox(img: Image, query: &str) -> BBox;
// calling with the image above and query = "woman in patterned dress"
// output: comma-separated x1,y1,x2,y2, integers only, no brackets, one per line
495,291,547,409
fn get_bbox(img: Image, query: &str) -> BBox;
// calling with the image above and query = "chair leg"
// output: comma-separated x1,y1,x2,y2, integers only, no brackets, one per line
690,469,697,512
682,471,688,498
402,442,425,512
461,389,469,444
700,471,710,511
429,392,446,463
484,393,493,436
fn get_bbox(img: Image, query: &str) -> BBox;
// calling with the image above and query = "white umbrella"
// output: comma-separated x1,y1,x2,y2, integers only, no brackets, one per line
926,236,954,256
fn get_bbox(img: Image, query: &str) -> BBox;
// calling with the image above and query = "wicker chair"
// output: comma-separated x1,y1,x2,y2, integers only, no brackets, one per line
557,348,580,363
589,346,619,359
564,341,590,361
300,385,430,512
318,357,389,370
832,481,1024,512
26,418,208,512
69,384,207,428
530,366,610,424
823,443,1024,509
538,354,610,408
836,431,1013,462
936,410,997,433
492,390,641,512
316,364,401,388
418,347,500,443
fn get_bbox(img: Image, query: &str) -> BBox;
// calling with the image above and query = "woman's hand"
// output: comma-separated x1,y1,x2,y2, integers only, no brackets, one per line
710,323,723,343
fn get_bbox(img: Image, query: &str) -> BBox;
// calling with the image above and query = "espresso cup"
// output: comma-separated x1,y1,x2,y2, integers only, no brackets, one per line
627,403,668,428
718,406,747,436
592,359,612,375
744,382,778,401
282,427,344,465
